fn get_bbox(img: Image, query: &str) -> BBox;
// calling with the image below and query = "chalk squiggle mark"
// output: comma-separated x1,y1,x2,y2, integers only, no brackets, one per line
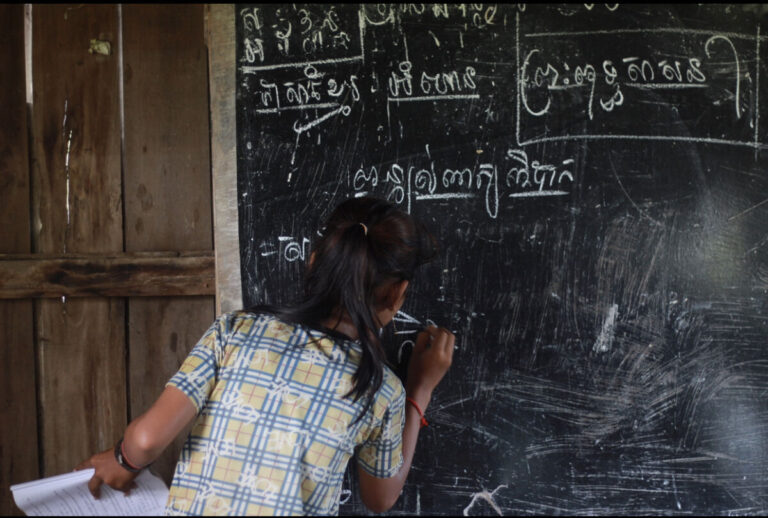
463,484,507,516
290,105,352,166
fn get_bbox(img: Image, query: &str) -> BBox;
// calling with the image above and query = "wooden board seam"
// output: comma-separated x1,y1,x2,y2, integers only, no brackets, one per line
0,251,214,298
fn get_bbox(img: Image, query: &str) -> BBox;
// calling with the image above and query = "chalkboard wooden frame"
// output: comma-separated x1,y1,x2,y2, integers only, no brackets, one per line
206,4,242,314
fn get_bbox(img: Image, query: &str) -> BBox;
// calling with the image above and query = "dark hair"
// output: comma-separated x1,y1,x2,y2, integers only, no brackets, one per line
249,197,436,420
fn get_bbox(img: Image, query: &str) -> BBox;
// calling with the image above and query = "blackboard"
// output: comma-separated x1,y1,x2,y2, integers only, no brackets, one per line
232,4,768,515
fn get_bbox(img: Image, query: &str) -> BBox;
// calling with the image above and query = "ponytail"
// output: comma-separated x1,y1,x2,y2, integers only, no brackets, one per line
249,197,437,422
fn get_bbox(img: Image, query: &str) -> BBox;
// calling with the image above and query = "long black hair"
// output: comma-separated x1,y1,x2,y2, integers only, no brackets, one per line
248,196,437,419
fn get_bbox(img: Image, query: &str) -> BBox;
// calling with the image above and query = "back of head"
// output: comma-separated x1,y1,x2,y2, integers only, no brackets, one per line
306,196,436,323
275,197,437,415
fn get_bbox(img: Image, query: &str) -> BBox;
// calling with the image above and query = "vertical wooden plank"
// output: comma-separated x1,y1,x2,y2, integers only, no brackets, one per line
122,4,214,485
0,5,38,514
31,4,124,256
0,15,31,254
30,4,126,476
122,4,212,252
35,300,126,474
208,4,242,315
0,301,35,516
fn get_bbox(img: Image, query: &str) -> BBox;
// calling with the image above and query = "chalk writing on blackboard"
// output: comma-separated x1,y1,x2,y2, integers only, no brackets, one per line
259,236,312,263
388,60,479,103
361,3,506,30
350,147,574,218
239,5,364,70
248,67,360,115
516,12,764,149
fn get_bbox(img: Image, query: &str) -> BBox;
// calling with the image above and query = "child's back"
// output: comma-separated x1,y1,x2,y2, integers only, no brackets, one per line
166,311,404,515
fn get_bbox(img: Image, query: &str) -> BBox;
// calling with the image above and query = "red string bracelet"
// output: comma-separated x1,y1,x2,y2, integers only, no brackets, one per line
406,397,429,428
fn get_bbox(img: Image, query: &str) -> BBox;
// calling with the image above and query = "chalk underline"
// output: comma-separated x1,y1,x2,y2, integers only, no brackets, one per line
240,54,363,73
518,134,766,149
355,192,570,201
255,103,339,113
509,191,569,198
415,193,476,200
388,94,480,103
546,83,709,91
524,27,764,41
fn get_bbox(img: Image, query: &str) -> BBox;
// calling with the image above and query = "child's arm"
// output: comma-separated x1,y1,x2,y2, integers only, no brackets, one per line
358,326,455,512
75,386,197,498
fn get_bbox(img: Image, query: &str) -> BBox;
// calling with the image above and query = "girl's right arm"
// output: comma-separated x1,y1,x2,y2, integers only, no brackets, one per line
75,386,197,498
358,325,455,513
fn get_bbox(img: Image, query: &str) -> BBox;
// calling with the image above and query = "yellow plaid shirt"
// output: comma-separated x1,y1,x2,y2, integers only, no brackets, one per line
164,311,405,516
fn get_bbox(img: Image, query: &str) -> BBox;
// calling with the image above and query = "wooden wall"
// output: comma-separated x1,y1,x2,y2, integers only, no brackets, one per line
0,4,215,514
0,4,39,516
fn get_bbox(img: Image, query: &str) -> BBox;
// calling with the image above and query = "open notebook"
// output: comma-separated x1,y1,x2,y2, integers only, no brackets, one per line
11,468,169,516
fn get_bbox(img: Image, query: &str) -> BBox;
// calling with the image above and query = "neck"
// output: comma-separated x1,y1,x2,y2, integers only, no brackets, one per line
320,308,383,342
320,311,359,340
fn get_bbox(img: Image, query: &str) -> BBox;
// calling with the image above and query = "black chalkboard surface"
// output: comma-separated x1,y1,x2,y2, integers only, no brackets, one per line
235,4,768,515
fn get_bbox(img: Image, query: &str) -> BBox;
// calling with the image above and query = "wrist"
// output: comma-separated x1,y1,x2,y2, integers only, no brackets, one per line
405,396,429,428
405,386,432,409
114,437,144,473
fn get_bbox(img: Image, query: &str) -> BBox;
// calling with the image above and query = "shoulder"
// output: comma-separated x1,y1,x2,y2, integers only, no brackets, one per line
371,364,406,415
381,364,405,401
212,310,280,339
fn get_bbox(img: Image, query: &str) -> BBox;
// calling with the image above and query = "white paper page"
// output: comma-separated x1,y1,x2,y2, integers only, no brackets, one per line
11,468,169,516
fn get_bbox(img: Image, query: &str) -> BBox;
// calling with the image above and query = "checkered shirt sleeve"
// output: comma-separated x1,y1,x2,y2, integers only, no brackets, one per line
165,314,229,413
357,378,406,478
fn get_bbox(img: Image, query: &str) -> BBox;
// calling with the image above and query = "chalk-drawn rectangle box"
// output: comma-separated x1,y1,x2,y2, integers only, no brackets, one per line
237,4,364,73
516,19,765,150
235,5,366,150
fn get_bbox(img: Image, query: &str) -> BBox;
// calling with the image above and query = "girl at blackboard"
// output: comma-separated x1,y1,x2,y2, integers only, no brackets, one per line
77,196,455,515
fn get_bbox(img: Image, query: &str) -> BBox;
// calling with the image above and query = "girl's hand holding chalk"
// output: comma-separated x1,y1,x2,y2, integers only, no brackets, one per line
406,325,455,404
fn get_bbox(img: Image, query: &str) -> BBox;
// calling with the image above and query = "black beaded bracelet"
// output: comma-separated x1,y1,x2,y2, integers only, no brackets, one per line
114,438,142,473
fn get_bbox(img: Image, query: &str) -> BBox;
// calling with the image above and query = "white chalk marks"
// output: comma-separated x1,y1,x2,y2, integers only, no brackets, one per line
593,303,619,353
463,484,508,516
238,5,364,72
292,105,351,135
516,16,764,150
350,146,575,219
238,5,366,167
